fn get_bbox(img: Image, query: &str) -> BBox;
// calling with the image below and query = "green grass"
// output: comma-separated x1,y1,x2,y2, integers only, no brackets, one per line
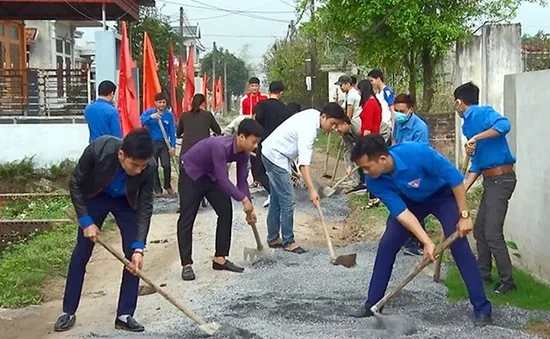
443,266,550,310
314,131,341,156
0,197,114,308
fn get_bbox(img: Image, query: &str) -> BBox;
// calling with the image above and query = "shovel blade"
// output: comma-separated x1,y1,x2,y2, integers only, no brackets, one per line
243,247,262,263
198,322,221,336
322,187,336,197
331,253,357,268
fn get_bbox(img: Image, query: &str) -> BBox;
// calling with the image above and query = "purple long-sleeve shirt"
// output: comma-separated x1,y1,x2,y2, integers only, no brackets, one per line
182,135,250,201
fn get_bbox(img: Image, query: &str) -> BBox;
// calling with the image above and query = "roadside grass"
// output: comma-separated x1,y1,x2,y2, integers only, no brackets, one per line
315,131,341,157
0,157,74,193
0,197,114,308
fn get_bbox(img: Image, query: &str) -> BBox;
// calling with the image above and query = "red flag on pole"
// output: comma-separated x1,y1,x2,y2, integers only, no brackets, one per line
142,32,161,111
211,75,217,111
184,45,195,112
177,56,184,114
202,72,208,109
117,21,139,136
168,43,178,119
216,76,223,112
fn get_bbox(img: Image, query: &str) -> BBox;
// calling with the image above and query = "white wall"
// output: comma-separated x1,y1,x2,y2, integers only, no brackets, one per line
503,70,550,283
26,21,53,69
0,124,88,166
327,71,345,103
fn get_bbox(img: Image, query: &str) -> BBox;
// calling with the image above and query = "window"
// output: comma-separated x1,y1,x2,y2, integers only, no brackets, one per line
56,39,63,53
8,25,18,39
0,42,5,68
9,43,19,69
0,24,4,37
65,41,71,56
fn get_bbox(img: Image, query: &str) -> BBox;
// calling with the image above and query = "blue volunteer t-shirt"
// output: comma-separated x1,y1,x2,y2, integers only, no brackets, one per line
365,142,464,218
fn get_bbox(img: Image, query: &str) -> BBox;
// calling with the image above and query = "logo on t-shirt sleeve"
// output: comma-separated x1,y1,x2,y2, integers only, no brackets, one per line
407,178,421,188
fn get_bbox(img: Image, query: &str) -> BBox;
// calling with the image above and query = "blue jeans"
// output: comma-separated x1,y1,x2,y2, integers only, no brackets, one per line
364,187,492,317
262,155,296,247
62,193,140,317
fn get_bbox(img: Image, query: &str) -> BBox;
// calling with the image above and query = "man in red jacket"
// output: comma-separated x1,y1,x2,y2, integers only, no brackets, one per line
240,77,268,187
240,77,267,116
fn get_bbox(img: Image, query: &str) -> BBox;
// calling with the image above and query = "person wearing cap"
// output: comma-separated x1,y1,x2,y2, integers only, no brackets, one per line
261,103,350,254
335,75,364,192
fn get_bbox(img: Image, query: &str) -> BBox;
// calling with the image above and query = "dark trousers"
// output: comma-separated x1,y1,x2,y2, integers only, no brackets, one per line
153,141,171,191
251,145,270,193
474,172,516,285
177,168,233,266
62,194,140,317
364,187,492,317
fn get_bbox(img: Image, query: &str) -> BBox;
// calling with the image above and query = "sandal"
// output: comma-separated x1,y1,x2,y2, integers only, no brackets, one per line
366,198,380,209
284,246,307,254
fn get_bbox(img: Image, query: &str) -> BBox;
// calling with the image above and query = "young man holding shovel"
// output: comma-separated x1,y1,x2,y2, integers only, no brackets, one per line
261,102,350,253
141,92,176,196
177,119,264,281
350,134,493,327
455,82,517,294
54,129,156,333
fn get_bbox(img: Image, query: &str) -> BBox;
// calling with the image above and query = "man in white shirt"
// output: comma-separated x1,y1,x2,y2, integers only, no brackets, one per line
261,103,350,253
368,69,395,144
335,75,363,191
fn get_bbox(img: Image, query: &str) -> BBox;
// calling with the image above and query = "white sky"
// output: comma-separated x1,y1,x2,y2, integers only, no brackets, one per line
79,0,550,66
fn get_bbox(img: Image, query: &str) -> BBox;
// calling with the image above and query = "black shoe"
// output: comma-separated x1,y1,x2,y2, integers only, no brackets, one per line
212,260,244,273
474,314,493,327
494,282,517,294
181,266,196,281
350,305,383,318
482,276,493,284
115,316,145,332
54,313,76,332
347,184,367,194
403,246,424,256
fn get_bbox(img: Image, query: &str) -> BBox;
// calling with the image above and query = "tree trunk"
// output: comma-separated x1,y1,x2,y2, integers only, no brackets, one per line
407,51,417,103
421,48,435,114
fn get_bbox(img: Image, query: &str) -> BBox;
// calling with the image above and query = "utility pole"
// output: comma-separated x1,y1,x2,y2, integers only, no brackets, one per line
212,41,216,113
310,0,317,108
223,59,227,116
179,7,185,62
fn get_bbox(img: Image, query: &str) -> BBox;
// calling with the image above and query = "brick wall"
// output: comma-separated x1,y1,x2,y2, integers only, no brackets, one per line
422,112,455,161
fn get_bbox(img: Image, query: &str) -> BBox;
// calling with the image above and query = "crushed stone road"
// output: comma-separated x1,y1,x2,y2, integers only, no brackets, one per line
84,189,549,339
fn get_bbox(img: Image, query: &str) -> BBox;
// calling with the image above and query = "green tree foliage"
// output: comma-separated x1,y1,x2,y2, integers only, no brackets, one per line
200,47,249,96
312,0,545,112
127,7,184,102
262,32,328,108
522,30,550,71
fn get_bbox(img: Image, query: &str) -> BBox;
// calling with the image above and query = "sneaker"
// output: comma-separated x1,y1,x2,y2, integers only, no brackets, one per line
262,195,270,208
474,314,493,327
403,246,424,256
494,282,517,294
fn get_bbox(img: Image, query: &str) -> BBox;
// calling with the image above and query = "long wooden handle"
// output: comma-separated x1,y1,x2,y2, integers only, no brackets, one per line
315,204,337,260
323,132,332,173
433,153,471,282
331,139,344,180
331,165,360,190
372,231,460,312
157,118,180,175
64,210,206,326
250,224,263,251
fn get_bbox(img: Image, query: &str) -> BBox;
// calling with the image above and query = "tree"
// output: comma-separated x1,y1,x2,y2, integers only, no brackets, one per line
522,30,550,71
262,31,328,108
200,47,249,96
312,0,545,113
127,7,184,103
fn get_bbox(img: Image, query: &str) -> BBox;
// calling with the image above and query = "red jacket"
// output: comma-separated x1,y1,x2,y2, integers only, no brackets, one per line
360,97,382,135
241,92,267,116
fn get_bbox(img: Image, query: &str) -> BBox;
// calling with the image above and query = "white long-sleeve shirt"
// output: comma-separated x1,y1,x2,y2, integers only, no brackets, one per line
261,108,320,172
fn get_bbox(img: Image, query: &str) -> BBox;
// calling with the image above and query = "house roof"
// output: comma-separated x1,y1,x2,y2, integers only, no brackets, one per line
0,0,154,21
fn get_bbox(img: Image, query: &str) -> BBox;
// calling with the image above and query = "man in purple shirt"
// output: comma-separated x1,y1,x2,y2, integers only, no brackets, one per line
178,119,264,281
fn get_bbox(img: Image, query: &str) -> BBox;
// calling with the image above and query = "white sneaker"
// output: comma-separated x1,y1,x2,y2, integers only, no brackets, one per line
262,195,270,208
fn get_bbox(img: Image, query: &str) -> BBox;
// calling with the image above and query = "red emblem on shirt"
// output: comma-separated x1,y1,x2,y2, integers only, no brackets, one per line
408,179,421,188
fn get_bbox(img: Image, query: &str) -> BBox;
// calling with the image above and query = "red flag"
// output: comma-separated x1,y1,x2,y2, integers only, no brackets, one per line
216,76,223,111
142,32,161,111
184,45,195,112
211,75,217,111
202,72,208,109
117,21,139,136
177,56,184,114
168,44,178,119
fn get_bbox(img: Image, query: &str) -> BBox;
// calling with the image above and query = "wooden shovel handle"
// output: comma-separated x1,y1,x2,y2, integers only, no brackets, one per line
250,224,263,251
330,139,344,180
372,231,460,312
331,165,360,190
64,209,206,326
315,203,337,260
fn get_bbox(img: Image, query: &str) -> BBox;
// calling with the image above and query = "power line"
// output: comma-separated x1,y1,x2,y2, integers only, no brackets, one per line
201,34,285,38
277,0,296,8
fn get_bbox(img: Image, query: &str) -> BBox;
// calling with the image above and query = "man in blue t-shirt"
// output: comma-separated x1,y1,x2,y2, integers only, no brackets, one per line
84,80,122,143
349,134,492,327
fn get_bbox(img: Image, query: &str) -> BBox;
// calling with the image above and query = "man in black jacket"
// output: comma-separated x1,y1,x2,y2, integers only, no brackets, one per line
54,128,155,333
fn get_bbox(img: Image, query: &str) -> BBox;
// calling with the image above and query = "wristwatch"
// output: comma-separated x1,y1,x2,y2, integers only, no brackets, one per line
460,210,470,219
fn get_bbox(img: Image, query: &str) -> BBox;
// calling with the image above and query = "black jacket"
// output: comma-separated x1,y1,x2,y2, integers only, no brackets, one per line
69,136,156,248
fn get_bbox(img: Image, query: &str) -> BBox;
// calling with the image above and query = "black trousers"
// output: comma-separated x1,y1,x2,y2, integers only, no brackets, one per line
251,145,270,194
177,168,233,266
153,141,171,191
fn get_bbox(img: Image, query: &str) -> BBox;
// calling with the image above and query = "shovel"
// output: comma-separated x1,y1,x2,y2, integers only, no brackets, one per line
322,165,360,197
243,223,265,263
433,153,471,283
314,203,357,268
64,210,221,336
322,132,333,178
157,118,180,176
330,139,344,182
